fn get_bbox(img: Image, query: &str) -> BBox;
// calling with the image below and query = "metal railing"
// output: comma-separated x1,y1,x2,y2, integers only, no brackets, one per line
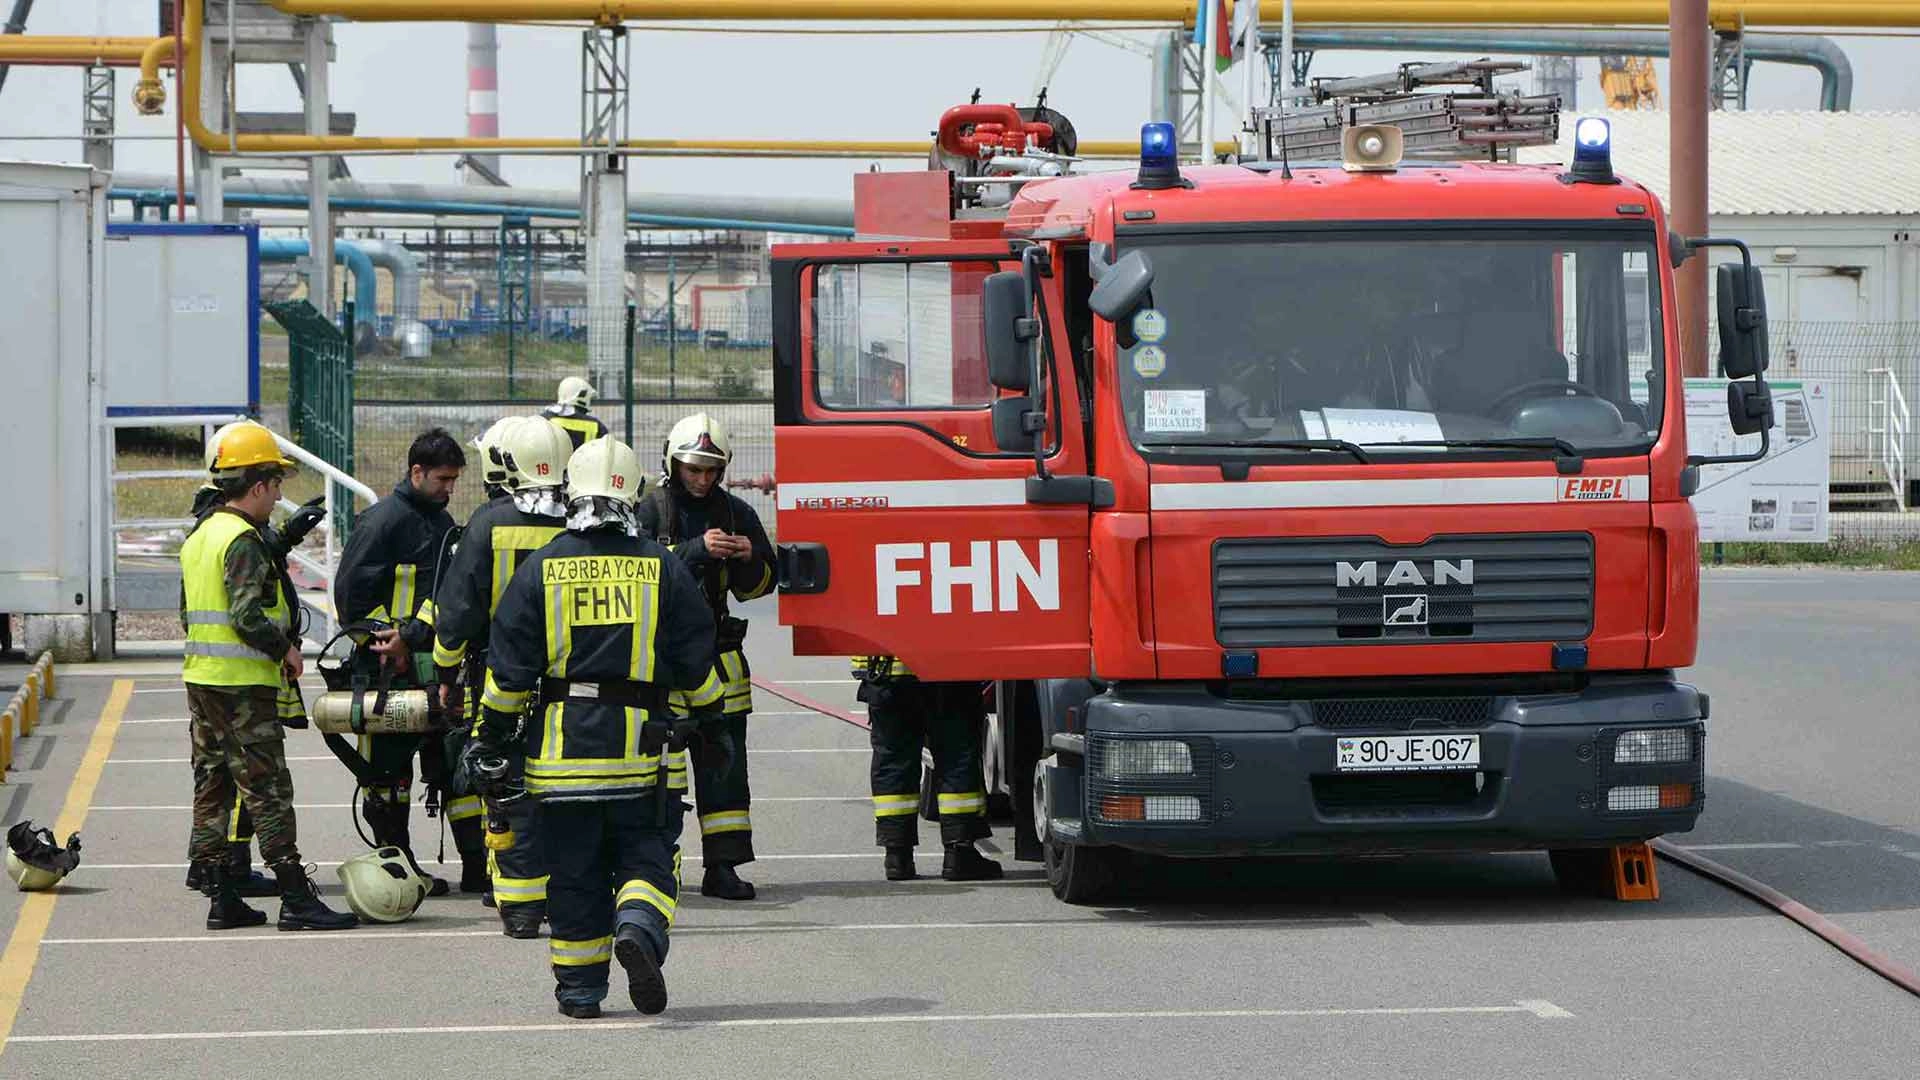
105,415,377,644
1868,367,1911,514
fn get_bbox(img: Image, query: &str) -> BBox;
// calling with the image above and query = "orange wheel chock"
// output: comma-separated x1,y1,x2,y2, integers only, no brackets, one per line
1610,842,1661,901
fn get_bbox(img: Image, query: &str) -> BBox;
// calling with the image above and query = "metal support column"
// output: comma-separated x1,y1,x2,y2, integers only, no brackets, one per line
1711,30,1751,110
192,21,228,222
82,65,114,174
498,216,532,395
303,16,333,317
1672,0,1710,379
582,25,630,393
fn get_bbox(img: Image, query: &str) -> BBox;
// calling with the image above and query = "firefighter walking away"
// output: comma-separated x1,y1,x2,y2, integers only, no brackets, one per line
472,435,727,1018
641,412,775,901
542,376,610,451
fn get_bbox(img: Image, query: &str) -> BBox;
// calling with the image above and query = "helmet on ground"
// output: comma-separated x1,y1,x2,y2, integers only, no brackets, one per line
336,846,427,923
472,416,518,490
566,436,644,507
209,420,295,475
557,376,595,410
663,413,732,476
5,821,81,892
498,415,574,491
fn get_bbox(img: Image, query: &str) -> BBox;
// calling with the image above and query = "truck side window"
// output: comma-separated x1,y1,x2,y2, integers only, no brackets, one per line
812,261,998,411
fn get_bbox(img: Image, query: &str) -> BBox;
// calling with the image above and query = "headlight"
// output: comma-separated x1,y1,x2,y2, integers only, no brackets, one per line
1614,728,1692,765
1099,739,1193,777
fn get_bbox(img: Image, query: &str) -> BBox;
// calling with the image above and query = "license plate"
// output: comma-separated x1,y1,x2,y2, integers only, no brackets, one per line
1335,734,1480,772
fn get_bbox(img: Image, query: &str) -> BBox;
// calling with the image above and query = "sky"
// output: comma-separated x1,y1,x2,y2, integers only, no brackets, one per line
1,2,1916,204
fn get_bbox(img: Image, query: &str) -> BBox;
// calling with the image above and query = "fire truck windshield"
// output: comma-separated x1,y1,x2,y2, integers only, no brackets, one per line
1115,228,1664,459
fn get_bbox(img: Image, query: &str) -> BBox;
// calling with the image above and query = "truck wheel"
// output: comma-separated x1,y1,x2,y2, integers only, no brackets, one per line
1045,838,1119,905
1548,847,1610,897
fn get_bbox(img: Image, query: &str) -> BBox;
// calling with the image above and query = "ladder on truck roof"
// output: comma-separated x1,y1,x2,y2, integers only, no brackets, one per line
1252,59,1560,164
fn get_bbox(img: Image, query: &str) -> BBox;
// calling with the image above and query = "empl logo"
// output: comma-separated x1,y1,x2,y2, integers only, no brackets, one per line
1560,477,1626,501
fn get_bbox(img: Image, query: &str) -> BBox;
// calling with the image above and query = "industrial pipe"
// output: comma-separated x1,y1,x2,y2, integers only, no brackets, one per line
1673,0,1709,379
1284,27,1854,111
253,1,1920,30
108,185,859,236
166,3,1920,159
0,37,158,66
133,35,177,113
259,236,379,328
348,236,432,357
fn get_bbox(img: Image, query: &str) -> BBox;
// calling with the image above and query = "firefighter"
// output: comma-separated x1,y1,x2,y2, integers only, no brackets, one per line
473,435,725,1018
432,416,574,938
638,413,774,901
184,422,326,900
856,658,1003,883
542,376,609,451
181,421,357,931
330,427,474,895
471,416,518,501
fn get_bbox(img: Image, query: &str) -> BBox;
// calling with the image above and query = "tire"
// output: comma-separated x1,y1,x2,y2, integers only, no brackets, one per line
1045,837,1120,905
1547,847,1609,897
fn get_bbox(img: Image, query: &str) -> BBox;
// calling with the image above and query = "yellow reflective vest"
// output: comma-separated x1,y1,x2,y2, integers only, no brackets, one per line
181,510,290,688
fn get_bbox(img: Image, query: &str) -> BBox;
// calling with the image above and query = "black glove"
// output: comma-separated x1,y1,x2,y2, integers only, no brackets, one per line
280,496,326,548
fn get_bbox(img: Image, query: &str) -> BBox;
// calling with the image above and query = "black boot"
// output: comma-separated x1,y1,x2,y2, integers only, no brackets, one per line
613,924,668,1015
558,1001,602,1020
204,865,268,931
460,859,491,895
273,862,360,931
226,843,279,898
884,846,917,881
941,842,1004,882
500,903,544,940
700,863,756,901
185,859,213,895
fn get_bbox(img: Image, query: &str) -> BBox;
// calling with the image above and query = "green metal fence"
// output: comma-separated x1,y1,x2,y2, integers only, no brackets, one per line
266,299,357,537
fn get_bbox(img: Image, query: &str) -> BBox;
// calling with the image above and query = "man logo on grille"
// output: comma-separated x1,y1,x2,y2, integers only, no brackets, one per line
1384,594,1429,626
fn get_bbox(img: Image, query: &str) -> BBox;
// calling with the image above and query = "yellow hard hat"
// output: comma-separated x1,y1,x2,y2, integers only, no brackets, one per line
210,421,295,475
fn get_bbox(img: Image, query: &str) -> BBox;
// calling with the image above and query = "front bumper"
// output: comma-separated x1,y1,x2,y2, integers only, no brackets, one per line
1045,674,1706,857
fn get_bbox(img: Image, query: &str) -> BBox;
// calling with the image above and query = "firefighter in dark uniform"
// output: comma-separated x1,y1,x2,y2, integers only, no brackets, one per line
857,657,1003,883
638,412,775,901
432,416,573,938
542,376,610,451
331,427,476,894
473,436,725,1019
182,422,328,900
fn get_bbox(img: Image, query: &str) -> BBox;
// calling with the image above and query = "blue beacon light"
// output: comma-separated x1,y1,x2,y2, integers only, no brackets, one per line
1567,116,1616,184
1135,121,1185,190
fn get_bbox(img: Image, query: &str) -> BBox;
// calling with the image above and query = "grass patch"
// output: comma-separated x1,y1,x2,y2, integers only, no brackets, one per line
116,443,325,550
1701,541,1920,570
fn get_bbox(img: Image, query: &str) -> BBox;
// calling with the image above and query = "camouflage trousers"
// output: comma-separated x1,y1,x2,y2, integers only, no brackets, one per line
188,684,301,868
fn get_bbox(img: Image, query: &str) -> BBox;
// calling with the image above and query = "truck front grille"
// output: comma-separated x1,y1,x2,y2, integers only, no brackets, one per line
1214,533,1594,647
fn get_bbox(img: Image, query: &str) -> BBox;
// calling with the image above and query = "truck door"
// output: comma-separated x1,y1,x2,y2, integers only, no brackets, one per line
770,241,1092,680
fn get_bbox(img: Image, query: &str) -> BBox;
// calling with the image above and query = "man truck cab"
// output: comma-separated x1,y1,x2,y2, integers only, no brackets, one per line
771,90,1774,904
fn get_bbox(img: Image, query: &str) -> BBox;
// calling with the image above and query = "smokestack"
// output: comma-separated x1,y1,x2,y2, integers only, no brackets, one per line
465,24,501,184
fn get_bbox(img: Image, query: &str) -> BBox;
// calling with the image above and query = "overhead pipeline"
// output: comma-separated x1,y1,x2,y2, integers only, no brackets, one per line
258,236,379,328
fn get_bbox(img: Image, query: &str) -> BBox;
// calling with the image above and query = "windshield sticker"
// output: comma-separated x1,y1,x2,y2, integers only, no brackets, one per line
1318,408,1444,445
1144,389,1206,432
1132,308,1168,343
1133,345,1167,379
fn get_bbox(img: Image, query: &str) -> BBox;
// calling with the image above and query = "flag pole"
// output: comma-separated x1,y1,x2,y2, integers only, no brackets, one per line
1199,0,1217,165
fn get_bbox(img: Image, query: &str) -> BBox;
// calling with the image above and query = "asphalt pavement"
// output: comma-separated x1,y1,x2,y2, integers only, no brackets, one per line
0,573,1916,1078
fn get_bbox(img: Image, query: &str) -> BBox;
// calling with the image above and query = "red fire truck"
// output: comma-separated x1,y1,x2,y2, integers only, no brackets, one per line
769,80,1774,903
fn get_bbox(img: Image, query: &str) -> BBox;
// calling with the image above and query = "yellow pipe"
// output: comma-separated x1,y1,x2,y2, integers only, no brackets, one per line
256,0,1920,29
134,36,179,114
0,40,154,63
173,0,1920,157
2,36,162,46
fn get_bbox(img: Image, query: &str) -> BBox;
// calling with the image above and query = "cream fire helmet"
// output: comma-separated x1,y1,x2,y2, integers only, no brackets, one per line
497,416,575,492
6,821,81,892
566,436,645,507
472,416,518,490
557,375,595,410
336,846,428,923
663,412,732,476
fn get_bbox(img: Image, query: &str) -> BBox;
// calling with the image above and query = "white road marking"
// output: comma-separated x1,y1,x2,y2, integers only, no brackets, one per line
754,709,865,717
118,717,189,725
3,1000,1571,1043
762,679,856,686
107,756,337,764
1675,842,1802,852
78,853,893,871
132,688,186,694
44,915,1365,947
90,797,864,811
747,749,866,755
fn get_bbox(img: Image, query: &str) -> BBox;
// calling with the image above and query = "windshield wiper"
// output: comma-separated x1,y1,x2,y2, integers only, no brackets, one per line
1144,438,1372,463
1364,437,1585,472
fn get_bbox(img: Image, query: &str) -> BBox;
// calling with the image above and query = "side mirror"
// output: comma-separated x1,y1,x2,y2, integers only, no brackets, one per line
982,271,1035,392
991,395,1041,452
1088,249,1155,322
1727,380,1773,437
1715,262,1770,379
